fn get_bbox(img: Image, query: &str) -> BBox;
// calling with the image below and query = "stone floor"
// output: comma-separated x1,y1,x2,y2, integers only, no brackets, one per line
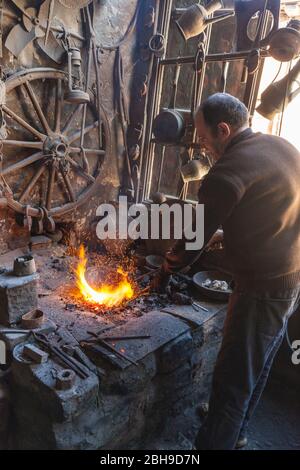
139,376,300,450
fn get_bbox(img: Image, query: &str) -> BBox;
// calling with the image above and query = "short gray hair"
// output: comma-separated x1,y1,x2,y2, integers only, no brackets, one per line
196,93,249,135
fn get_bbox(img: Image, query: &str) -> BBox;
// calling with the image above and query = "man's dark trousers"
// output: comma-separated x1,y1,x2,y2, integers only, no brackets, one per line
195,284,300,450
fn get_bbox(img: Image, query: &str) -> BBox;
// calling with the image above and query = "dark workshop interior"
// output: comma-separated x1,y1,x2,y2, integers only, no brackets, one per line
0,0,300,452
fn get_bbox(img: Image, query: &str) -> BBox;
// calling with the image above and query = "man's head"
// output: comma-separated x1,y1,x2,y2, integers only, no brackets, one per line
194,93,249,161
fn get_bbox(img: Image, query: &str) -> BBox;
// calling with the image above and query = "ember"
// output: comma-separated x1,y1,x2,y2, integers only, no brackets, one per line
75,245,134,308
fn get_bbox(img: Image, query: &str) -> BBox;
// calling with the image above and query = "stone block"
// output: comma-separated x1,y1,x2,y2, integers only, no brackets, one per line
0,271,39,325
158,332,193,374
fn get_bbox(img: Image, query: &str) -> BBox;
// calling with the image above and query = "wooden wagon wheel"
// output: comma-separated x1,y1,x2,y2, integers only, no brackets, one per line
1,67,111,222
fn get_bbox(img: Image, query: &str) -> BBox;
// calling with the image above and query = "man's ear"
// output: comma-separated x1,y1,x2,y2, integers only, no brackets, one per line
217,122,231,138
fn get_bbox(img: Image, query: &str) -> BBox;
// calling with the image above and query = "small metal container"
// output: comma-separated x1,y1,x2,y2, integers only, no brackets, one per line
13,255,36,277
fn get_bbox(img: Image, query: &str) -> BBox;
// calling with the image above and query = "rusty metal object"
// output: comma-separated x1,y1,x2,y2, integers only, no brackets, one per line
235,0,280,51
152,109,185,143
5,24,36,57
88,336,139,367
65,48,90,104
268,19,300,62
23,343,49,363
55,369,76,390
44,0,55,46
256,58,300,120
151,192,167,204
1,67,111,223
58,0,93,8
149,33,165,58
5,0,85,55
175,0,234,41
21,309,45,329
13,254,36,276
36,31,65,64
33,332,90,379
180,160,204,183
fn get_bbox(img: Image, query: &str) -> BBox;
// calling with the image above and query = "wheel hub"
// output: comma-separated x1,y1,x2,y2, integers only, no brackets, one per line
44,135,69,161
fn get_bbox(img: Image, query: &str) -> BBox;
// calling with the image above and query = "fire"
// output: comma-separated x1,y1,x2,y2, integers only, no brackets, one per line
75,245,134,308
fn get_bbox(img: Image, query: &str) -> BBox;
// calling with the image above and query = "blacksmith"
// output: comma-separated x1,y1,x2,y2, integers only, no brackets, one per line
151,93,300,450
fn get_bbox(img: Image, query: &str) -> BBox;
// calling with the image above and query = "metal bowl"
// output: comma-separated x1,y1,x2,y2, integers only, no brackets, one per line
192,270,233,301
146,255,164,269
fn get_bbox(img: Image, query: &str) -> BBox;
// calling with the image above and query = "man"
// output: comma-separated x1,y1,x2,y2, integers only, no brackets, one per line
152,93,300,450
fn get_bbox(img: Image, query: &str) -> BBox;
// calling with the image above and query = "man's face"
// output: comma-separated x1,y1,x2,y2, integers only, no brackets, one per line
195,111,230,161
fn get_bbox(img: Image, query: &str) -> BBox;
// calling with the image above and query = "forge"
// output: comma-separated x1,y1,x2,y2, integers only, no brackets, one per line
0,242,227,450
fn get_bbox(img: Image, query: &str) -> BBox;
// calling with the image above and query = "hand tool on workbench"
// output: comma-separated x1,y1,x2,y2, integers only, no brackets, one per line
32,332,90,379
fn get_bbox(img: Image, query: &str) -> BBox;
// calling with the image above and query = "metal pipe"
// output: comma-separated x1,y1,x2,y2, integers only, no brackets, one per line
160,49,269,66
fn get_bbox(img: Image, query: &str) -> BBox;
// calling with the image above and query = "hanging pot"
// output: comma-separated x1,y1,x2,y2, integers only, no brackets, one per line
256,57,300,119
268,19,300,62
181,159,208,182
176,0,234,41
152,109,186,143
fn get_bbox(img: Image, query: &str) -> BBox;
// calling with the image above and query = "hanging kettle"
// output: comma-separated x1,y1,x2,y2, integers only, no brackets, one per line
176,0,235,41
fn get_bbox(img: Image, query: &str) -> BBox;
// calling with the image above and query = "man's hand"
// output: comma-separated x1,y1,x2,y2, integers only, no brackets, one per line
206,229,224,251
150,268,170,293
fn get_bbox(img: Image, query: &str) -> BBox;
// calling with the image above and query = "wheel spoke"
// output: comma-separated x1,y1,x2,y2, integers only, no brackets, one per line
59,165,76,202
46,164,56,210
2,105,45,140
24,82,52,136
54,79,63,133
66,156,95,183
69,147,105,155
19,164,46,203
62,104,83,134
68,121,99,144
0,152,45,176
3,140,43,150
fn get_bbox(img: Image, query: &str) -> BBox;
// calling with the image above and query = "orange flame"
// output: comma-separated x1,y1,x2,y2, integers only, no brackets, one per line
75,245,134,308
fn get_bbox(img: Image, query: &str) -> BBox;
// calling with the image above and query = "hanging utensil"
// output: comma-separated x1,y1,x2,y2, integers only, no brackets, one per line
176,0,234,41
44,0,55,46
152,64,185,144
5,24,36,57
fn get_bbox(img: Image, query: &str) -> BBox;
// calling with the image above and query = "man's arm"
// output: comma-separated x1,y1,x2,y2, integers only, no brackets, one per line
162,176,243,274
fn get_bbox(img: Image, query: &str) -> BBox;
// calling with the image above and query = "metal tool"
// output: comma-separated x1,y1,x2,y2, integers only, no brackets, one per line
44,0,55,46
85,332,138,366
33,332,90,379
134,268,160,282
0,329,32,334
192,302,209,312
102,335,151,341
87,332,151,341
97,339,138,366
